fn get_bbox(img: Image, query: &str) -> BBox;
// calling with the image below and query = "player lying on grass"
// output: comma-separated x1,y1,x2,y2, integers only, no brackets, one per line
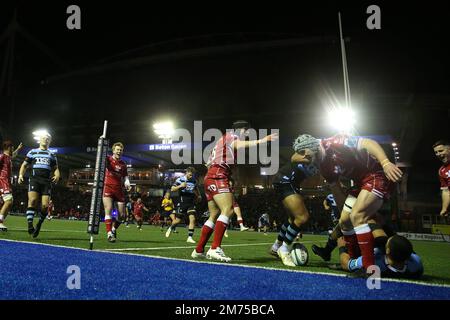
293,134,402,272
312,192,396,262
269,157,318,266
337,233,423,279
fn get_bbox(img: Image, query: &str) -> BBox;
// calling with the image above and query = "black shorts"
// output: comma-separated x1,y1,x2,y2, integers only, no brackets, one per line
273,182,298,200
28,177,52,196
176,201,196,217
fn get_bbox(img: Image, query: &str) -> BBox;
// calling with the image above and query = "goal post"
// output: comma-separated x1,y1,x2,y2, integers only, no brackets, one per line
87,120,109,250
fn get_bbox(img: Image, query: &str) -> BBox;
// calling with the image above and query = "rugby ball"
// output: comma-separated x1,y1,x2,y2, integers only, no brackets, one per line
291,243,309,266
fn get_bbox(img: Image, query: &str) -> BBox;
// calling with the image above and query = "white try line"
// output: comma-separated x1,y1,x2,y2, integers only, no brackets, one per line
103,241,317,252
1,238,450,289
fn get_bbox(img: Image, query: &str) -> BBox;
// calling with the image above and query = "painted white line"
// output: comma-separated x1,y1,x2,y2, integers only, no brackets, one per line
104,241,317,252
1,238,450,289
7,227,86,233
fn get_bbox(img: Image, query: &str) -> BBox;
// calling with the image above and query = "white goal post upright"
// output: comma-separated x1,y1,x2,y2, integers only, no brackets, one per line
87,120,109,250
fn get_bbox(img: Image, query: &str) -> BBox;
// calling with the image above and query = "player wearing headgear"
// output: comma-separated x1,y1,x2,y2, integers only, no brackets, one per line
168,167,201,243
0,140,23,231
102,142,131,242
338,234,423,279
192,120,278,262
133,197,148,231
433,140,450,217
269,158,317,266
18,133,59,238
292,133,402,271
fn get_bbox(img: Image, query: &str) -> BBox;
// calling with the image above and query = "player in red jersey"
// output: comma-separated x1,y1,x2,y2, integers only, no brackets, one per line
433,140,450,217
103,142,131,242
191,120,278,262
133,197,149,230
0,140,23,231
292,134,402,271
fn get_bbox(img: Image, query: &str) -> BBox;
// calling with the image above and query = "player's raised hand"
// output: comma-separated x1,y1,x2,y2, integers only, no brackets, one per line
383,162,403,182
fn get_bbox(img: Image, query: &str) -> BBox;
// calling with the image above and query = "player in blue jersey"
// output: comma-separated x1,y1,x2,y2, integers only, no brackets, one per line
270,156,319,266
18,132,60,238
166,167,201,243
338,234,423,279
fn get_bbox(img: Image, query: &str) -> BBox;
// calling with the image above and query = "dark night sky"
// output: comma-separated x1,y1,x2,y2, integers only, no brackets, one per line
1,1,449,196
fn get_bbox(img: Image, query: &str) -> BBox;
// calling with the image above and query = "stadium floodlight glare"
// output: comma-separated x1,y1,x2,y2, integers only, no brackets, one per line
32,129,51,142
327,107,356,134
153,121,175,144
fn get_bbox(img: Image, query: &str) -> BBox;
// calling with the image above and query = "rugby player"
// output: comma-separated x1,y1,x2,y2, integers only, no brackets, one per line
258,213,270,235
161,191,174,232
292,134,402,270
192,120,278,262
432,140,450,217
46,199,54,220
133,197,148,230
230,180,249,232
102,142,131,242
269,159,317,266
18,133,59,238
124,196,134,227
338,234,423,279
168,167,201,243
0,140,23,231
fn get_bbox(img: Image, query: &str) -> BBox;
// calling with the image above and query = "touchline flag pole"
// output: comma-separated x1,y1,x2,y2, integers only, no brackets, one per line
87,120,109,250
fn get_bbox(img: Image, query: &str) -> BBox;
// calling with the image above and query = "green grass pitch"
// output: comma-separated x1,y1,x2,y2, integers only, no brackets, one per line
1,215,450,286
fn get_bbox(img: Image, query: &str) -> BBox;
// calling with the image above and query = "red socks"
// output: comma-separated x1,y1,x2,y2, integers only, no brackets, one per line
196,220,215,253
342,230,360,259
105,218,112,233
211,215,229,250
355,224,375,269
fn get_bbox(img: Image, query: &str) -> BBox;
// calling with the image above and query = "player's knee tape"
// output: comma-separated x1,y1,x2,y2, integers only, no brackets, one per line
2,193,13,202
344,195,357,213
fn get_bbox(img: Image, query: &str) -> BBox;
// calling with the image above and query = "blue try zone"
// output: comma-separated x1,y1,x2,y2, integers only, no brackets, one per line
1,240,450,300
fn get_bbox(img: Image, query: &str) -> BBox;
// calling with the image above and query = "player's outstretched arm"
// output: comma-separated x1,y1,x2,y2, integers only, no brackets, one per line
234,132,279,150
441,189,450,216
360,138,403,182
12,142,23,158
